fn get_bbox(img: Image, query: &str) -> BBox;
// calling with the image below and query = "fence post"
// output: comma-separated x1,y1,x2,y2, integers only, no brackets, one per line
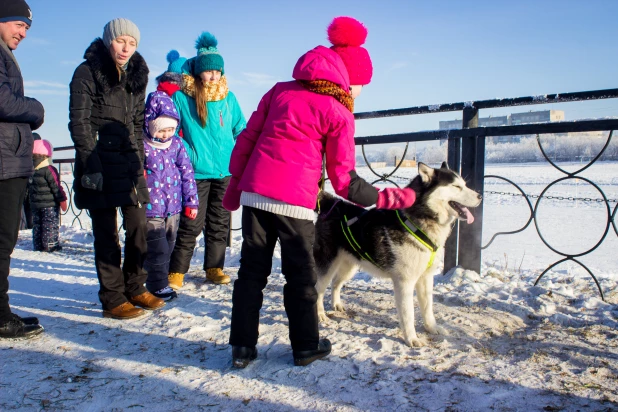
444,136,461,271
458,107,485,273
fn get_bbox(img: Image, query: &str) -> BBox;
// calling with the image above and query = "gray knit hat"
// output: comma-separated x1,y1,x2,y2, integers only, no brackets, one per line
102,18,140,48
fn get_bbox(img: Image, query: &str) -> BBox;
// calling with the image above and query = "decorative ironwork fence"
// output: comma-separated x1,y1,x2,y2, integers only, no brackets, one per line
353,88,618,300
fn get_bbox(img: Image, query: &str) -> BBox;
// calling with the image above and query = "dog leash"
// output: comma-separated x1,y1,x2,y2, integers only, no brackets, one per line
395,210,438,268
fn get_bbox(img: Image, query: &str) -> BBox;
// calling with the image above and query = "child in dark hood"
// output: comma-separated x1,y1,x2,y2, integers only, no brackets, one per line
143,91,198,300
155,50,186,97
29,139,67,252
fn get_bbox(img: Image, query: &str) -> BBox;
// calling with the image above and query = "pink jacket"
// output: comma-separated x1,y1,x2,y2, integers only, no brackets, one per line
228,45,377,210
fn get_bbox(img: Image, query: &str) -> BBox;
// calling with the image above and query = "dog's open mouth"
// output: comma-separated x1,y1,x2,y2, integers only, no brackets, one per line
449,201,474,224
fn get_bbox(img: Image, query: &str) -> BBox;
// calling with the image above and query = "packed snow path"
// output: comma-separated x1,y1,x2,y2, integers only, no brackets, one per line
1,227,617,411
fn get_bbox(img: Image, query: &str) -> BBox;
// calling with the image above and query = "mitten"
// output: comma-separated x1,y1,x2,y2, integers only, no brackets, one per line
81,172,103,191
375,187,416,210
60,200,68,212
222,177,241,211
184,206,198,220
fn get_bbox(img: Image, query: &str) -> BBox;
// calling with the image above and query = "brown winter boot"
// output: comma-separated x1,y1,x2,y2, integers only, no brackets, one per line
103,302,146,319
206,268,231,285
168,272,185,290
129,292,166,310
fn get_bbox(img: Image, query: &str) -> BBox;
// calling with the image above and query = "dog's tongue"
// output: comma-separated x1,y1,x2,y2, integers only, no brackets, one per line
462,207,474,224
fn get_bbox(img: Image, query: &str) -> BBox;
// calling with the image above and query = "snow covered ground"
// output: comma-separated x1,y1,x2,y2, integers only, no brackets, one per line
1,162,618,411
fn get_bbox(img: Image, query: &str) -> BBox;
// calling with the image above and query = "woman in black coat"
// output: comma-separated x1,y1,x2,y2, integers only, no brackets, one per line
68,18,165,319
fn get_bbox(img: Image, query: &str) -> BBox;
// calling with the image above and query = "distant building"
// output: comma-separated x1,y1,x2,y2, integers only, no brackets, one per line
438,110,565,144
394,159,417,168
510,110,564,125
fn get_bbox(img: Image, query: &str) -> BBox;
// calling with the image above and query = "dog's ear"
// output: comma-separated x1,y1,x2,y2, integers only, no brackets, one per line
441,161,449,170
418,162,434,183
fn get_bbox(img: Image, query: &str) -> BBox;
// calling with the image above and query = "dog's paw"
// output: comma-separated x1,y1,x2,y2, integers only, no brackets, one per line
333,302,346,312
404,335,427,347
425,324,448,336
318,312,330,322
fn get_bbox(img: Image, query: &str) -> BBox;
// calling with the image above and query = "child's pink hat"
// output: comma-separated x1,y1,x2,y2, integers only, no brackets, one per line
328,16,373,86
33,139,53,157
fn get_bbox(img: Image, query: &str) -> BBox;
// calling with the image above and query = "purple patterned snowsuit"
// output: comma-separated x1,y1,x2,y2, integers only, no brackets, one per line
143,91,198,292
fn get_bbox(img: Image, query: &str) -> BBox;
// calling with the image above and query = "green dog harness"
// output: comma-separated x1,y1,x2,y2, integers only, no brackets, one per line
341,210,438,270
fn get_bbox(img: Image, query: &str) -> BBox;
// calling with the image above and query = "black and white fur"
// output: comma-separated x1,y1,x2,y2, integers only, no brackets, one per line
314,162,482,347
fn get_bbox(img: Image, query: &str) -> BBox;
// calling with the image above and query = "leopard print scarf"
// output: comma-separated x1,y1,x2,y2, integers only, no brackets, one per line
297,79,354,112
182,74,229,101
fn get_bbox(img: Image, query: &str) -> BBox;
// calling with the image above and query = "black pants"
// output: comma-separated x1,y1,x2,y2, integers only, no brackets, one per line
0,177,27,322
32,206,60,252
145,214,180,292
89,205,148,310
229,207,319,352
169,177,230,273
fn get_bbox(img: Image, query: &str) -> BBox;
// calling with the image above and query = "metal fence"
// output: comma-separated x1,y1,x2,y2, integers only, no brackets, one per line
52,88,618,299
353,88,618,300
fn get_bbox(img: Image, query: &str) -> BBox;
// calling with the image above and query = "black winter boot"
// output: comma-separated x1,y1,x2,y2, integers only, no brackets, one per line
232,346,257,368
293,338,332,366
0,316,44,339
11,313,39,325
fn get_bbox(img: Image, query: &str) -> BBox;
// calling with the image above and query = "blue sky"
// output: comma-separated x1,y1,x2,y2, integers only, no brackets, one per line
15,0,618,149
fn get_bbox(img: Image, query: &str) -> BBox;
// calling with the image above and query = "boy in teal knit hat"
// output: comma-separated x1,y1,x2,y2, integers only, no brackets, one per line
156,50,187,96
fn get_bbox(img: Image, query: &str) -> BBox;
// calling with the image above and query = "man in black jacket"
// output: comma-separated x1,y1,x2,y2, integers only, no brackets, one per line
0,0,45,339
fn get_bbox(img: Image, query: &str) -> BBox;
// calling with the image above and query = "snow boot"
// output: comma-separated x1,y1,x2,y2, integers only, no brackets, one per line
232,346,258,369
293,338,332,366
206,268,230,285
151,286,178,302
129,292,166,310
0,316,44,339
11,313,39,325
103,302,146,319
168,272,185,290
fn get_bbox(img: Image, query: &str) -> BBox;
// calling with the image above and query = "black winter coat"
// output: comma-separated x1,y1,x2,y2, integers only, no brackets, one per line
29,158,67,210
68,38,149,210
0,39,45,180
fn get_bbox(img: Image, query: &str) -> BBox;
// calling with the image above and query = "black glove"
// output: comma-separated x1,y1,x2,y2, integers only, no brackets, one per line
81,173,103,191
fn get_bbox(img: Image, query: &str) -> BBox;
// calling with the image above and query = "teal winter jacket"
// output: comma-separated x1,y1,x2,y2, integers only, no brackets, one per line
173,88,246,180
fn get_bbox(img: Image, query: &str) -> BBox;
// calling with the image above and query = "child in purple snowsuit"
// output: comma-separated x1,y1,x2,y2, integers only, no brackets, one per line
143,91,198,300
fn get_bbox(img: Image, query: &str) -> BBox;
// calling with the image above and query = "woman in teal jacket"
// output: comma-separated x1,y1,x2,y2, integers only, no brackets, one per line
168,32,246,288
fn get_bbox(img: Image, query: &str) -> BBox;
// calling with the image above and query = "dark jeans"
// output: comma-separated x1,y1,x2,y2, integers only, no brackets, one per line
145,214,180,292
229,207,319,352
169,177,230,273
0,177,27,322
89,205,148,310
32,206,60,252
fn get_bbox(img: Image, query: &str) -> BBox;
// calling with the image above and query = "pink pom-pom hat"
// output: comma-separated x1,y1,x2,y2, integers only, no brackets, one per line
328,16,373,86
33,139,53,157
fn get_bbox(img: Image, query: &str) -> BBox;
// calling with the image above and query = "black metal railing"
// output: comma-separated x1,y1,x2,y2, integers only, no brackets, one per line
353,87,618,300
53,88,618,300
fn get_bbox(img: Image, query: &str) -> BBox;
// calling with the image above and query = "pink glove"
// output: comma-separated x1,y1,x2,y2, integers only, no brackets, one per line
60,200,68,212
183,207,198,220
375,187,416,210
222,178,241,211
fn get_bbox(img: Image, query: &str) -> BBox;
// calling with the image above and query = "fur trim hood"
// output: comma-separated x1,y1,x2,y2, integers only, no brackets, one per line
83,38,149,94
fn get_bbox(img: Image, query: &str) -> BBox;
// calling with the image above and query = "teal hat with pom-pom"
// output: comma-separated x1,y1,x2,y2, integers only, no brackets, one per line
166,50,187,74
193,32,224,75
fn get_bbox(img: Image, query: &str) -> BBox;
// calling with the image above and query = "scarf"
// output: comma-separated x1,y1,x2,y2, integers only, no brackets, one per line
297,79,354,113
144,133,173,150
181,74,229,101
34,158,51,170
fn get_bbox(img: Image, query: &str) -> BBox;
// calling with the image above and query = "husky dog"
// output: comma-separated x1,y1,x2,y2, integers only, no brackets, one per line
314,162,482,347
